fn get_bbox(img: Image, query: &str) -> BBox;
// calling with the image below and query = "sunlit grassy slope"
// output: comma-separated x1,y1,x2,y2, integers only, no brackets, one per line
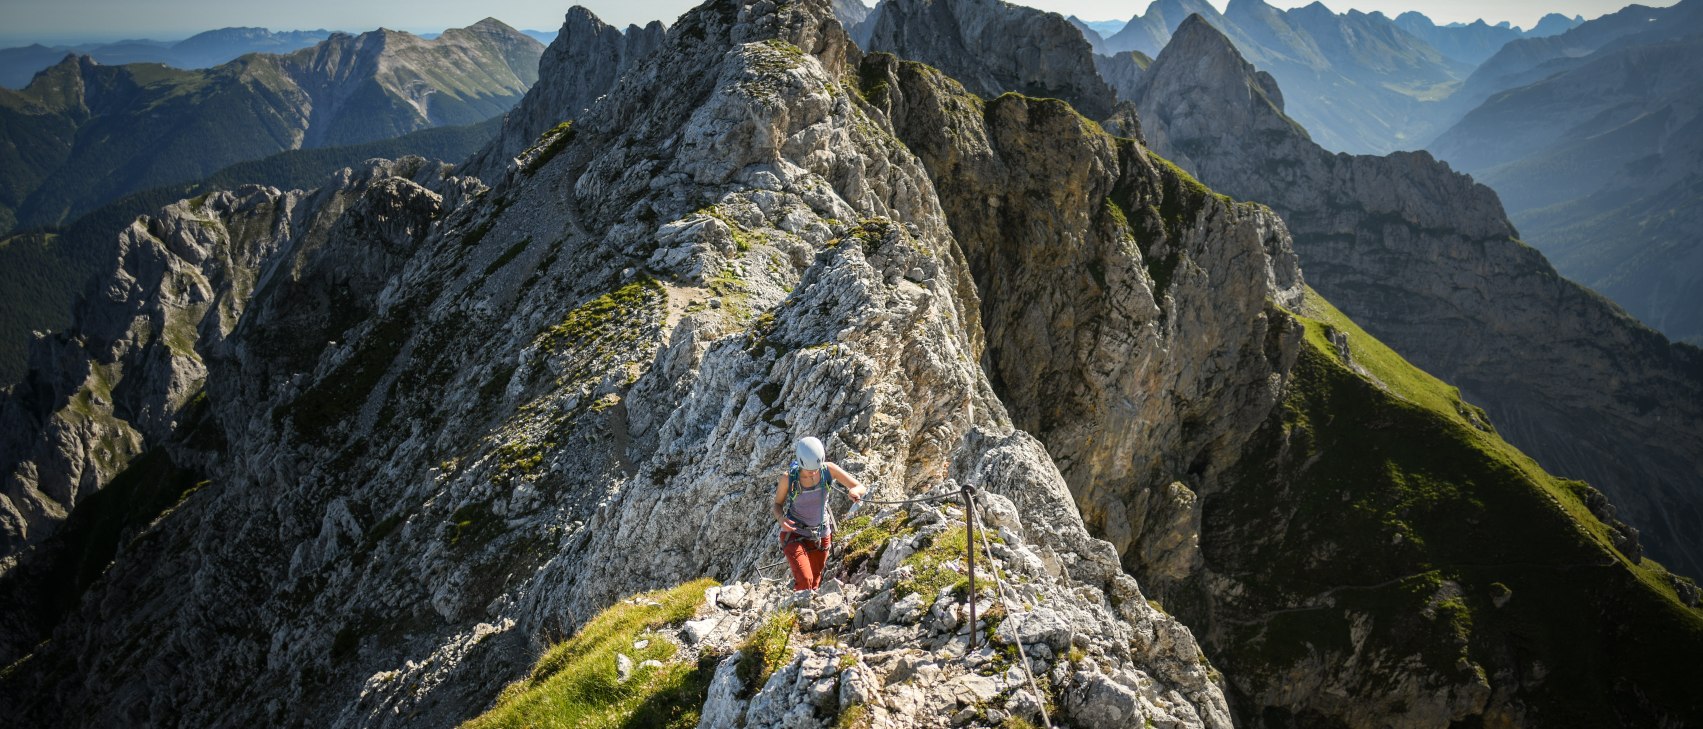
1204,287,1703,724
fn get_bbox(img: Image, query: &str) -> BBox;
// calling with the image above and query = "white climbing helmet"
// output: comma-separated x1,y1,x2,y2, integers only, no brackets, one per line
795,436,825,470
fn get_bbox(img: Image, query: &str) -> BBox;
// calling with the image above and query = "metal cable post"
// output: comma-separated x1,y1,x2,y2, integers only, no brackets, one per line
963,481,977,653
972,500,1054,729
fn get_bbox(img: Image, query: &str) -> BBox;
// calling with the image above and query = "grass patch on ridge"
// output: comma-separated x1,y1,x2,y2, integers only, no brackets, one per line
463,578,718,729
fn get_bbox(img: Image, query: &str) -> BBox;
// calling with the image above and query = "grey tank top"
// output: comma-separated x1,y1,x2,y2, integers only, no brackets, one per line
788,466,832,537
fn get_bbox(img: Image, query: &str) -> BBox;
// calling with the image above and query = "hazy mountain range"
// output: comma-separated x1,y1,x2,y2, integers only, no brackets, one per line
1429,0,1703,346
0,118,502,386
1074,0,1582,154
1392,11,1583,65
0,19,543,384
0,27,335,88
1064,0,1703,347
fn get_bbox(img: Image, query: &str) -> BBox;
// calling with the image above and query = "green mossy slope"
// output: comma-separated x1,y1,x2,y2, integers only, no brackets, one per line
1200,288,1703,725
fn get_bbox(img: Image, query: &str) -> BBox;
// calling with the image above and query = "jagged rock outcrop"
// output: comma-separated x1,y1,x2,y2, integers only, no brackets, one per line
0,158,454,569
863,0,1115,119
0,158,464,661
0,0,1230,725
832,0,873,30
464,7,666,180
1133,14,1703,581
1093,50,1150,102
482,478,1231,728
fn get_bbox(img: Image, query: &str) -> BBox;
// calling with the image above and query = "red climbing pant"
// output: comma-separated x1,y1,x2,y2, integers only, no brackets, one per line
782,533,831,591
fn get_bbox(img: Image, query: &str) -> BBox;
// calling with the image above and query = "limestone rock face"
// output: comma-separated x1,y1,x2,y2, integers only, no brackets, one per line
857,53,1303,581
464,7,666,180
0,1,1231,726
863,0,1116,119
1133,15,1703,581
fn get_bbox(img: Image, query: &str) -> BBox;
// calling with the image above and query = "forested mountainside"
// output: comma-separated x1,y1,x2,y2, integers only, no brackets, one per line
0,19,541,236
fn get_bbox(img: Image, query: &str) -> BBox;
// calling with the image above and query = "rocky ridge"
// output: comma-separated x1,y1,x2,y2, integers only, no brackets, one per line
0,157,468,660
476,484,1231,728
855,52,1304,581
1133,13,1703,586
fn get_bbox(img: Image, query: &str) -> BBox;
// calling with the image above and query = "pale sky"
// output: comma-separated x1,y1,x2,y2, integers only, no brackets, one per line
0,0,1674,46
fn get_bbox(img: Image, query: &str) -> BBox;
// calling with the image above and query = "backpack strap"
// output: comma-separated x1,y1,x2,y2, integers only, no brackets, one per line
785,461,802,517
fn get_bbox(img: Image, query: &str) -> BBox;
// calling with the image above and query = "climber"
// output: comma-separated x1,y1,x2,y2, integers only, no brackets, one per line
773,436,865,592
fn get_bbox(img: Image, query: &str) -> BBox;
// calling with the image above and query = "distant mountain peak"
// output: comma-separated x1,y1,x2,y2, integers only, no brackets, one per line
1133,12,1299,162
1145,12,1285,111
1171,13,1239,49
1224,0,1272,15
1170,13,1239,57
